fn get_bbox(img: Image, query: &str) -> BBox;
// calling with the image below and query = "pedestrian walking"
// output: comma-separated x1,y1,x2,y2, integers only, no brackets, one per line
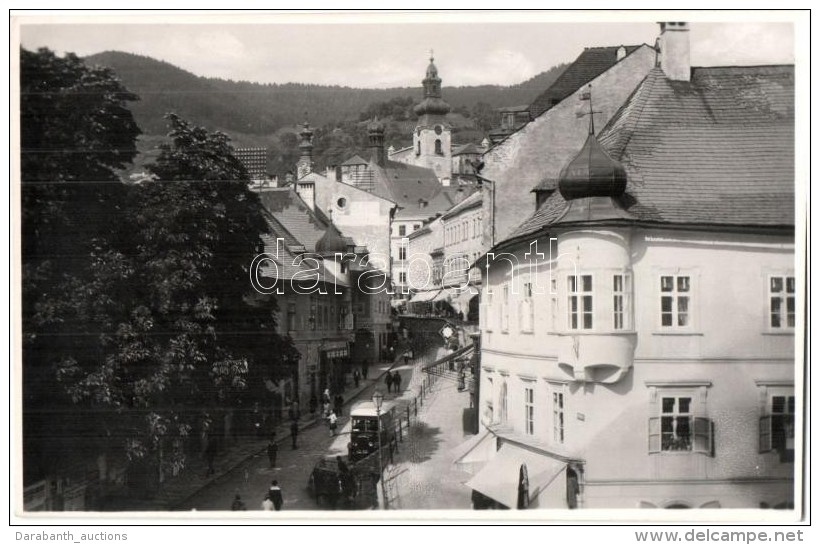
353,369,360,388
328,410,338,436
334,394,344,417
323,388,331,404
394,371,402,393
385,372,393,393
231,494,246,511
269,480,284,511
322,400,330,417
204,437,217,477
261,495,274,511
290,420,298,449
267,439,278,468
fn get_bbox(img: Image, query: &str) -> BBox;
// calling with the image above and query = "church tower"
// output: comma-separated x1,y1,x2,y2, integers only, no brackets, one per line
296,120,314,180
412,53,452,180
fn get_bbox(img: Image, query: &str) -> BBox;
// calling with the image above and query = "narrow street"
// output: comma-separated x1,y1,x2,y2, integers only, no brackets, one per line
175,361,416,511
384,379,474,510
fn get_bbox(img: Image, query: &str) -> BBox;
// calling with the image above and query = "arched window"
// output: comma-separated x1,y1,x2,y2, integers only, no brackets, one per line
435,139,443,156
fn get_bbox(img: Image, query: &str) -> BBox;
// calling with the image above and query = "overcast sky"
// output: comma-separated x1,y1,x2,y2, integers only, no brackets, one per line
15,12,797,88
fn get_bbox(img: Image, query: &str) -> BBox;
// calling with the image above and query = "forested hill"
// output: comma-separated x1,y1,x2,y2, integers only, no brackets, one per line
84,51,567,136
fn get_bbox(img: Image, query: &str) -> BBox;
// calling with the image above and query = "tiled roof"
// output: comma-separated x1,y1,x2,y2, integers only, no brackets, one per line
496,104,530,113
368,159,475,220
341,154,368,166
442,190,483,220
506,65,795,242
255,187,330,252
259,215,312,282
452,143,485,156
530,45,644,119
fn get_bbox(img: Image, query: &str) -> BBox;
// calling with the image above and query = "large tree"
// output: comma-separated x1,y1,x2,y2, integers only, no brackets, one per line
21,48,297,494
20,47,141,483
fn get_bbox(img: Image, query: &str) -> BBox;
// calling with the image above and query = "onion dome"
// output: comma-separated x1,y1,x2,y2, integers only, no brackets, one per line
558,133,627,200
315,225,348,254
367,117,385,134
414,54,451,117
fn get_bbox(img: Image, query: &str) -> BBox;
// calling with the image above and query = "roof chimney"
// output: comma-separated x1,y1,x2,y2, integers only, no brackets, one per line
658,22,690,81
616,45,627,62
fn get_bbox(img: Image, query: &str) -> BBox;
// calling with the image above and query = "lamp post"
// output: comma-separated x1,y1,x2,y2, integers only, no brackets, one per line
372,389,387,509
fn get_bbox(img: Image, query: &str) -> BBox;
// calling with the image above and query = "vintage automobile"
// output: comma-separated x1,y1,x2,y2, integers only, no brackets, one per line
347,401,397,463
306,454,379,509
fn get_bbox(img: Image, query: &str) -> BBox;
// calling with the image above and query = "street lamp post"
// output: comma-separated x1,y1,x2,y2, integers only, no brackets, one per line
372,389,387,509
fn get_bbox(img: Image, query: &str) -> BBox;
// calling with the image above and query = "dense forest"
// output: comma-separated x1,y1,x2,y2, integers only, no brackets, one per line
84,51,567,175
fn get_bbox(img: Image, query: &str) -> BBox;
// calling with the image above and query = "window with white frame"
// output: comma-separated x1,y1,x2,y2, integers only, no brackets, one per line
552,387,565,444
501,284,510,332
520,281,534,332
660,275,691,328
613,274,629,330
484,375,494,424
648,391,711,454
483,288,493,332
769,276,795,329
760,388,795,463
524,385,535,435
499,380,508,423
568,274,593,330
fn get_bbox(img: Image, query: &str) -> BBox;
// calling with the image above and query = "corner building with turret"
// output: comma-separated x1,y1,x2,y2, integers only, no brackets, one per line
458,23,798,511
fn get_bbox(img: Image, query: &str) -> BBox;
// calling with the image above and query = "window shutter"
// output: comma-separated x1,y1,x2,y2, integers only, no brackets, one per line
648,417,661,453
759,415,772,453
693,417,712,455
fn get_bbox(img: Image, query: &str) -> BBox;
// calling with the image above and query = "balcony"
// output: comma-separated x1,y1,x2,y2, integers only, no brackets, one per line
555,331,636,384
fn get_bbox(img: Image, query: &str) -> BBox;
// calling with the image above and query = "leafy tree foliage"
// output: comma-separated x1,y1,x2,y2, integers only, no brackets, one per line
21,48,298,488
20,47,142,482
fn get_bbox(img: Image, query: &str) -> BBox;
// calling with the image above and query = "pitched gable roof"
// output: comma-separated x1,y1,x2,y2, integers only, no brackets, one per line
341,154,368,166
505,65,795,243
530,45,645,119
367,159,474,219
255,187,330,252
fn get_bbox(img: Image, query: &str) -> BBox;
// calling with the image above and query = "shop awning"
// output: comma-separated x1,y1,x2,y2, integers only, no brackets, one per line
408,289,440,303
465,443,567,508
451,430,496,475
433,288,454,302
452,288,478,313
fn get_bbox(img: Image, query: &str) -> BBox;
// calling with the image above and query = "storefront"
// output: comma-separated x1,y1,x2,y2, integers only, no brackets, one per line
454,432,582,510
320,344,350,395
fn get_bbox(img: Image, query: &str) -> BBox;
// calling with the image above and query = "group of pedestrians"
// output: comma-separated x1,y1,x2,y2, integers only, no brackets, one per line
385,370,403,393
226,358,412,512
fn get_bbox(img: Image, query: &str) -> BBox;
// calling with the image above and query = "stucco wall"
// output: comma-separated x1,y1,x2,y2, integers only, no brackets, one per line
477,226,796,507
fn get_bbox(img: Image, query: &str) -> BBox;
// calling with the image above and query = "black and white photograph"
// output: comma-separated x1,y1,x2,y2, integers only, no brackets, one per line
9,9,808,528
